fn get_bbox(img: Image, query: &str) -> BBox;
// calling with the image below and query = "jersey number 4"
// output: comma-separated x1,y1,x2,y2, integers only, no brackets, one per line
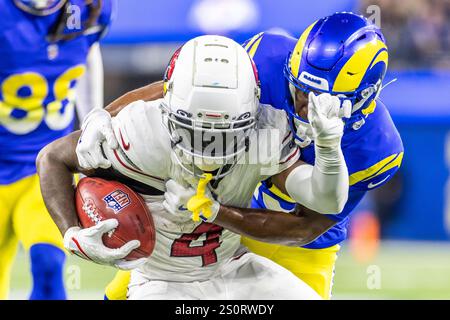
171,223,223,267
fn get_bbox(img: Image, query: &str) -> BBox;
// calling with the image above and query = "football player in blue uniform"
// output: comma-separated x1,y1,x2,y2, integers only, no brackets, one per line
0,0,114,299
74,12,403,300
239,13,403,298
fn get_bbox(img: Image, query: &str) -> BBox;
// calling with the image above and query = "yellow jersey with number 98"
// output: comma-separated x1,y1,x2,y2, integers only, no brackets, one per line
0,0,114,184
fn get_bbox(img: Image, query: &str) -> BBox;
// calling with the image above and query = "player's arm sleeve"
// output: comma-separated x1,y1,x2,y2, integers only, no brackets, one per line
76,43,104,121
277,141,349,215
323,188,367,222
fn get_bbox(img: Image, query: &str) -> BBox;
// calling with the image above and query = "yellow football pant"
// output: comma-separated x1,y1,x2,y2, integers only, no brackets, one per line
0,174,64,299
105,270,131,300
241,238,340,299
104,239,339,300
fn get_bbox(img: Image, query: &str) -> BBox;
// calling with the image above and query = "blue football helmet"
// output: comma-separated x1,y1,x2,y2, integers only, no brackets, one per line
284,12,389,145
14,0,67,16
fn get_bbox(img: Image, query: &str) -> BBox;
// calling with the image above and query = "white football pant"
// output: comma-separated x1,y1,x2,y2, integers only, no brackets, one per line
128,252,321,300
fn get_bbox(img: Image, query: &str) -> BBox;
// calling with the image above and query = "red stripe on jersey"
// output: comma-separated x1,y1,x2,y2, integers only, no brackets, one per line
119,129,130,150
279,147,299,165
113,150,165,182
282,131,292,144
231,252,248,261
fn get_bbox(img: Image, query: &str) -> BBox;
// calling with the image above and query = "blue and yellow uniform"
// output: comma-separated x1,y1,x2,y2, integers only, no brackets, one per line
241,24,403,298
0,0,114,299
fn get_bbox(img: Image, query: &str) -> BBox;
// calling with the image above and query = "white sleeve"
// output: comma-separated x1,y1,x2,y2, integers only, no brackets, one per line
76,43,104,121
284,144,349,214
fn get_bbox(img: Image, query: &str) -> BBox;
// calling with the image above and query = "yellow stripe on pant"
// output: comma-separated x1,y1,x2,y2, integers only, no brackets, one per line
0,174,64,299
241,237,340,300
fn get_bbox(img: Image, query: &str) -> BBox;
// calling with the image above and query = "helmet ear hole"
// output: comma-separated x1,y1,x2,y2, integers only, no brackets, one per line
361,86,375,99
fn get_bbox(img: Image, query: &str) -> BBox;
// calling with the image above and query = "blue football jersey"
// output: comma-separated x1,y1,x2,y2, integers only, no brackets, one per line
244,32,404,249
0,0,115,184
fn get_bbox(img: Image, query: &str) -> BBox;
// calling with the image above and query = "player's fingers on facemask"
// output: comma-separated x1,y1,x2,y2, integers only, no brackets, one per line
307,92,321,121
339,100,352,119
324,96,340,119
315,93,333,117
317,92,331,106
308,92,318,109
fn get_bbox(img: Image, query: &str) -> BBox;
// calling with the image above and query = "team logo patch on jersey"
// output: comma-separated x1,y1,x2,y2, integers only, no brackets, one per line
103,190,131,213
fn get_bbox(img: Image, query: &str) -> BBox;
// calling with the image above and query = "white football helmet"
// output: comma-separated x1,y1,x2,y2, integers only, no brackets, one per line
161,35,260,179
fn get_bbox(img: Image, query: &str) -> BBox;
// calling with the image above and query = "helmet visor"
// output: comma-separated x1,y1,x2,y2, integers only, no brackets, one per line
167,111,255,160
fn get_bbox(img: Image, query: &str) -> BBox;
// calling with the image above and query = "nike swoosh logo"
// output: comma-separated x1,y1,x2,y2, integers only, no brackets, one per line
368,175,390,189
119,129,130,150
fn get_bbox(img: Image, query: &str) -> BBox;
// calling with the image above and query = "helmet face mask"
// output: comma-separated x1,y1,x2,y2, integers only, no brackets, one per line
14,0,66,16
161,102,256,178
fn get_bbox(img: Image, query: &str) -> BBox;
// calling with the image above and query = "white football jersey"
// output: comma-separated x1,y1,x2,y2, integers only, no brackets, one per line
102,99,299,282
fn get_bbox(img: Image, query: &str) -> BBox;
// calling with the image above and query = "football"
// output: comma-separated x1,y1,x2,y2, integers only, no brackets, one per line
75,177,156,261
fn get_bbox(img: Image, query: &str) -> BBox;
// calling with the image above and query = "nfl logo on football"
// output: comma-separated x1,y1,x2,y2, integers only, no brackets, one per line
103,190,131,213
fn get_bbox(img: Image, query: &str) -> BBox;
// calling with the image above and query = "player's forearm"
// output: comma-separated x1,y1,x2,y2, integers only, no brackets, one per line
36,132,85,235
275,145,349,215
104,81,164,116
214,205,335,246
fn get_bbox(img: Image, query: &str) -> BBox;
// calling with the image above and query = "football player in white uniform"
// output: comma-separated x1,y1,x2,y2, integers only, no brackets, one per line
36,35,349,299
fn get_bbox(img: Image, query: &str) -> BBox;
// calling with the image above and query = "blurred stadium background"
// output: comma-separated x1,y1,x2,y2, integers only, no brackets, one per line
11,0,450,299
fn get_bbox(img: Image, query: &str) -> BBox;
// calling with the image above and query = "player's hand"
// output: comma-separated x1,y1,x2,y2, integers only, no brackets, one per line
76,108,118,170
307,92,351,148
64,219,146,270
163,180,197,222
